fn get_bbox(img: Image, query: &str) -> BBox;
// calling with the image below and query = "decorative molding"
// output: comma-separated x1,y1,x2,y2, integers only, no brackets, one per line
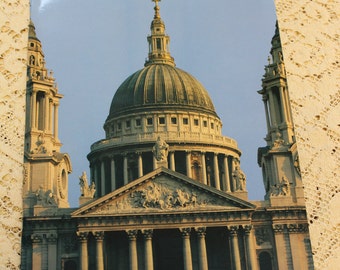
287,223,309,234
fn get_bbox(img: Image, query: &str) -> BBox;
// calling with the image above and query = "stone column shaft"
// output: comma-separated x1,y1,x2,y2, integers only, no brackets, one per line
138,153,143,178
202,153,207,185
169,151,175,171
101,160,105,195
124,155,128,185
229,227,241,270
279,86,287,123
31,92,37,129
31,234,42,270
244,226,258,270
213,154,220,190
196,227,208,270
224,155,230,192
77,232,89,270
263,97,271,131
54,104,59,139
180,228,193,270
142,229,154,270
47,234,57,270
111,158,116,190
186,151,192,178
127,230,138,270
44,94,49,131
94,232,104,270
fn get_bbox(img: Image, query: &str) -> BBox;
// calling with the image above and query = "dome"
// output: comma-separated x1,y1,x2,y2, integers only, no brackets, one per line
107,64,217,120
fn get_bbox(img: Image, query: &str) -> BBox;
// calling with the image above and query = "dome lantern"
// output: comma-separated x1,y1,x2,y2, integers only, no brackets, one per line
145,0,175,67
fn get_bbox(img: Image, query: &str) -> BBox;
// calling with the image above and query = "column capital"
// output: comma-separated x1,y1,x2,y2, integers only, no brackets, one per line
195,226,206,237
31,233,43,243
227,225,239,235
179,227,191,237
141,229,153,239
242,225,253,234
77,231,89,242
287,223,308,233
93,231,105,241
46,233,57,243
126,229,138,240
272,224,285,234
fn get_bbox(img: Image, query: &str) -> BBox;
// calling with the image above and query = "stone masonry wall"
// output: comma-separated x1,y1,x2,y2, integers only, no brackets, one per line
275,0,340,269
0,0,29,268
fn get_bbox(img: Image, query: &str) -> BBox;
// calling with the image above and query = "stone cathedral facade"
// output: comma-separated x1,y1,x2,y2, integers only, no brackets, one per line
22,3,313,270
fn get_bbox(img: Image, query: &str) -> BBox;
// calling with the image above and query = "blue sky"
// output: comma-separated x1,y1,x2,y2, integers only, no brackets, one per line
31,0,277,207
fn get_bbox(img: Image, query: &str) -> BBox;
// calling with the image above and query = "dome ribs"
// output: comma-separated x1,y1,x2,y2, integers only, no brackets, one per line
108,64,217,118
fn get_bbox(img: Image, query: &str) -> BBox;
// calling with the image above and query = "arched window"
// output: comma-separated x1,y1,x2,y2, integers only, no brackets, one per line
29,55,35,65
259,251,273,270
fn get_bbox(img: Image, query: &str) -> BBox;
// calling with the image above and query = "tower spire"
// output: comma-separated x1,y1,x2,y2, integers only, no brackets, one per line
145,0,175,66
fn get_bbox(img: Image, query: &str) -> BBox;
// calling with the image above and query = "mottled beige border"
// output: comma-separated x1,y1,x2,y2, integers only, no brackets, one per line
275,0,340,269
1,0,339,268
0,0,29,268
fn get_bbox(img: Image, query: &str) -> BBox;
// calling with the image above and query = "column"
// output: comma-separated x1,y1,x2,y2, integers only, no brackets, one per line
31,91,37,129
48,100,53,132
268,90,278,127
94,231,105,270
54,103,59,139
138,153,143,178
272,224,291,269
213,153,220,190
279,86,287,123
142,229,154,270
44,94,49,131
169,151,175,171
93,160,101,194
228,226,241,270
243,225,258,270
186,151,192,178
111,157,116,190
77,232,89,270
288,224,309,270
153,155,157,170
42,235,48,270
124,154,128,185
201,152,207,185
101,159,106,195
195,227,208,270
180,228,193,270
54,104,59,140
262,95,271,131
31,234,43,270
47,233,57,270
126,230,138,270
223,155,230,192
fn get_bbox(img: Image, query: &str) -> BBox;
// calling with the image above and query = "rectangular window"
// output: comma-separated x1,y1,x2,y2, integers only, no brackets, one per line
211,122,214,129
203,120,207,127
159,117,165,125
194,119,199,126
183,118,188,125
117,122,122,130
147,117,153,125
135,119,141,127
126,120,131,128
171,117,177,125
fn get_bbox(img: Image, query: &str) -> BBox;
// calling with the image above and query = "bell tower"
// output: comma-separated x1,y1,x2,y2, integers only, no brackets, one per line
23,21,72,215
257,23,304,205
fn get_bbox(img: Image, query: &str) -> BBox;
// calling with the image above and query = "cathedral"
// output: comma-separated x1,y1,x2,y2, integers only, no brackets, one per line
22,2,313,270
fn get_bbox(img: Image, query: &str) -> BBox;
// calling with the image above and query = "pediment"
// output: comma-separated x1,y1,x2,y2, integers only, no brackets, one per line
72,168,255,217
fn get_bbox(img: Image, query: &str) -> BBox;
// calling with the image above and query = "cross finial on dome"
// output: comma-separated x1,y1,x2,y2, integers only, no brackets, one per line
152,0,161,18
